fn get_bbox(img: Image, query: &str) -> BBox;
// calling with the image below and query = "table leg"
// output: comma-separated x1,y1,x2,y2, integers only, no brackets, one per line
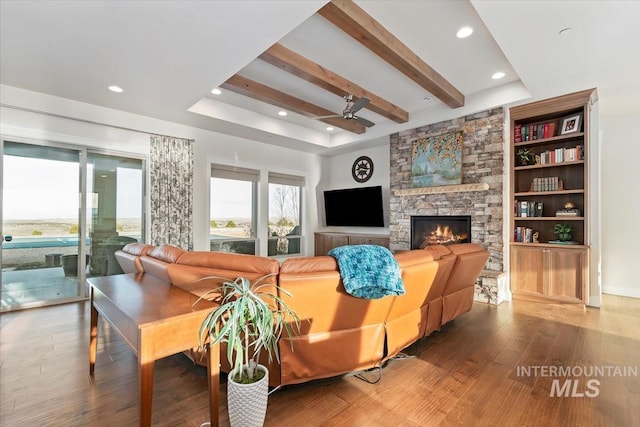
139,331,155,427
89,287,98,376
207,344,220,427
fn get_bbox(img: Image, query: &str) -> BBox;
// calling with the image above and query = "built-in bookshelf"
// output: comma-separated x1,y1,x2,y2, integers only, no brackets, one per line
509,88,597,304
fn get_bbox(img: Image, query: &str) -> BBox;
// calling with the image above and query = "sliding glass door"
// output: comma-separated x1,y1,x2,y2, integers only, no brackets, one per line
1,141,84,310
1,139,145,312
86,152,144,276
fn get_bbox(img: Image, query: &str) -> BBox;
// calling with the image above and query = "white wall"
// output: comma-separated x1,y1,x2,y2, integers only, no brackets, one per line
318,142,390,234
0,85,323,255
600,113,640,298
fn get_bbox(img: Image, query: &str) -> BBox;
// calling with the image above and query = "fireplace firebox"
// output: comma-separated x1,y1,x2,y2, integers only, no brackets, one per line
411,215,472,249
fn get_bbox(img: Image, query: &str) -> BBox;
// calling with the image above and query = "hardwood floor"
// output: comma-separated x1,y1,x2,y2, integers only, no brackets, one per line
1,295,638,426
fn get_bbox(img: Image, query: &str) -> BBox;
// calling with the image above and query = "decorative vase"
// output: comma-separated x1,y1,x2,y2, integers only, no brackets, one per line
276,237,289,255
227,364,269,427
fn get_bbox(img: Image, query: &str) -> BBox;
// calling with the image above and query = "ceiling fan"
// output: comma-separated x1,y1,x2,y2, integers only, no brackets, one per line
315,94,375,127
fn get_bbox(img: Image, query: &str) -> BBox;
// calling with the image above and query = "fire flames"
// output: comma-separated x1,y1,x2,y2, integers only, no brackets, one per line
420,224,468,247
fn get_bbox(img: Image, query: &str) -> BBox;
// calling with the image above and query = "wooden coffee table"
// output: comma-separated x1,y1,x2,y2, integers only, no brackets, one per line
88,273,219,427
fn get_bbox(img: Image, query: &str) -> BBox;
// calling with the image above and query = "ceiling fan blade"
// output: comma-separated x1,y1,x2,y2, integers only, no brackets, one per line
354,115,375,128
349,97,371,113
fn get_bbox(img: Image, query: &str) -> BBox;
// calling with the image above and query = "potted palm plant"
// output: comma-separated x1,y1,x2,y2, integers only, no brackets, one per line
196,274,300,427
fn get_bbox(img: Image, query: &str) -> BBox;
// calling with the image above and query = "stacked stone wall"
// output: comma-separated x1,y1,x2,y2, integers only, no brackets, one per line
389,107,504,272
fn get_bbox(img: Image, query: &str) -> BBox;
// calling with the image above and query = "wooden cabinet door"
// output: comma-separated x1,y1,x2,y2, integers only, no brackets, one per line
347,236,390,247
546,247,587,303
510,246,545,297
314,233,349,256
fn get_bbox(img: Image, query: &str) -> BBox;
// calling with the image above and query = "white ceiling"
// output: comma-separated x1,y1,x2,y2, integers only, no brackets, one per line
1,1,638,155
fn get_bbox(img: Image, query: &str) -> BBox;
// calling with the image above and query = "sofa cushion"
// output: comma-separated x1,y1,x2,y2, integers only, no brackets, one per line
147,244,186,263
280,256,338,274
394,249,437,266
176,251,279,275
121,242,153,256
168,251,279,297
422,244,452,258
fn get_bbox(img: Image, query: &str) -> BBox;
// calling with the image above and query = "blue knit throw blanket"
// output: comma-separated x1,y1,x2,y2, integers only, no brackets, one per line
328,244,404,299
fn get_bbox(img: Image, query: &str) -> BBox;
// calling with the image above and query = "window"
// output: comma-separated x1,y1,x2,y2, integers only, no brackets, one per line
210,165,304,257
268,172,304,256
210,165,258,255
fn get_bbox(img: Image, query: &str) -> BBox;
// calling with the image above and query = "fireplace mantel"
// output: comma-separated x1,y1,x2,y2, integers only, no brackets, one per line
393,182,490,196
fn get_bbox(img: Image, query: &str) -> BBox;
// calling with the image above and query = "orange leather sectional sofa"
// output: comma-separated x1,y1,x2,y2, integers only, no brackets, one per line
115,242,489,387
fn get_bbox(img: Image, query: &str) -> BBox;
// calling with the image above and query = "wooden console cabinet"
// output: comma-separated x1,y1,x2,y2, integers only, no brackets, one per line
314,232,390,256
509,88,596,304
510,245,587,303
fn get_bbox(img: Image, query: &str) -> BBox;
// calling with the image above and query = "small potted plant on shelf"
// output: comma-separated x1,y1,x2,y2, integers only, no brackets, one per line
551,223,574,244
516,147,536,166
196,274,300,427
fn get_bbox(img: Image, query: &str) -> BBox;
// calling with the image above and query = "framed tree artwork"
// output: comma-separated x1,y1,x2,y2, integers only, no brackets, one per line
411,131,463,188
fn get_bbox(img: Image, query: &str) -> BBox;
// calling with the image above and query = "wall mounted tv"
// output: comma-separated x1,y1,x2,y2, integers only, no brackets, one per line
323,185,385,227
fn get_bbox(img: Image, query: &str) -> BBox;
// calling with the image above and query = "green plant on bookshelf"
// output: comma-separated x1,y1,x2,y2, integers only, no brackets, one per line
516,148,535,166
552,223,573,242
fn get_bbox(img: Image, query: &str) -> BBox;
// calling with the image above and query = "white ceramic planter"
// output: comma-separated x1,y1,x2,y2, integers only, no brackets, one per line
227,364,269,427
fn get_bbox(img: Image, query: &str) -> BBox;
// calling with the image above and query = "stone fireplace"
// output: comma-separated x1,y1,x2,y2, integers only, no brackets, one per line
411,215,471,249
389,107,508,304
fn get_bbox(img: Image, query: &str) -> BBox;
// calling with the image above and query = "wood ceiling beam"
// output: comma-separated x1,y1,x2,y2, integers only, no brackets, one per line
260,43,409,124
318,0,465,109
221,74,366,134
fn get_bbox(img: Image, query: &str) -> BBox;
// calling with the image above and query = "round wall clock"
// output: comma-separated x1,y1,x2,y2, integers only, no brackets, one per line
352,155,374,183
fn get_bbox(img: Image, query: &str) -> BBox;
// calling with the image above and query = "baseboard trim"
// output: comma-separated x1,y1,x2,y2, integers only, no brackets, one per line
602,287,640,299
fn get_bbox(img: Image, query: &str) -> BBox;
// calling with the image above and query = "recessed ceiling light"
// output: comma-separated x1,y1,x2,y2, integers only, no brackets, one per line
492,72,506,80
278,111,287,116
456,26,473,38
559,27,572,35
211,88,222,95
108,85,123,93
423,96,433,101
326,127,334,131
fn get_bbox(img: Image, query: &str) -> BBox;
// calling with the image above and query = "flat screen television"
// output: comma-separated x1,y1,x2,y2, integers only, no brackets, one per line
323,185,384,227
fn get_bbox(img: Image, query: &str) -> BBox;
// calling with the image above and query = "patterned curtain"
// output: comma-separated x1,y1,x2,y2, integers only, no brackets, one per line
149,135,193,250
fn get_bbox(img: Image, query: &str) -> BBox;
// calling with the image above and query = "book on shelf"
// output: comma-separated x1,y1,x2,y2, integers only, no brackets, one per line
539,144,583,165
556,208,581,217
514,124,522,143
516,201,544,217
531,177,562,192
519,201,528,217
516,120,559,143
514,226,535,243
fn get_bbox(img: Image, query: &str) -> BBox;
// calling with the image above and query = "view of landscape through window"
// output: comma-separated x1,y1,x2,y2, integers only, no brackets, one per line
210,177,301,255
2,154,142,269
